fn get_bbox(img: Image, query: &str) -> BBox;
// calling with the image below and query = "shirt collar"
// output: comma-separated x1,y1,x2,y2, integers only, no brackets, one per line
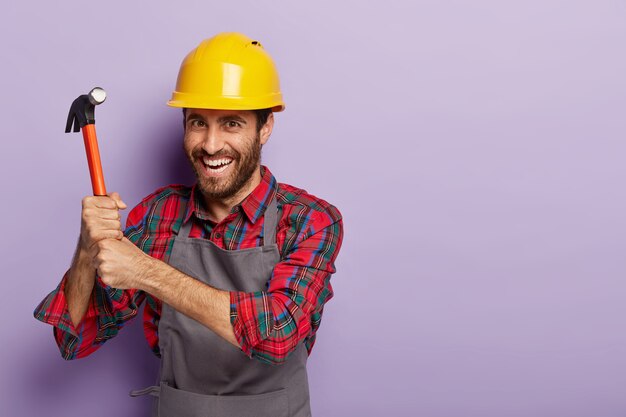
184,165,278,225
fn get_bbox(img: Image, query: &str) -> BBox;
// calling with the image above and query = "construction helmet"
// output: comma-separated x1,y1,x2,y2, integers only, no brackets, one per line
167,32,284,112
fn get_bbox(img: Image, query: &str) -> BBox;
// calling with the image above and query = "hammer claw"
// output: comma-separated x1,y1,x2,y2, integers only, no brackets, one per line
65,113,74,133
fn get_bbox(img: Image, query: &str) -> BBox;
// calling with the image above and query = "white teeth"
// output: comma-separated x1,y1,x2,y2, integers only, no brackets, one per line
202,157,233,167
209,164,229,173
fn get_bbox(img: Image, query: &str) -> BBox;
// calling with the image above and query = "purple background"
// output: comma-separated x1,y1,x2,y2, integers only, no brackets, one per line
2,1,626,416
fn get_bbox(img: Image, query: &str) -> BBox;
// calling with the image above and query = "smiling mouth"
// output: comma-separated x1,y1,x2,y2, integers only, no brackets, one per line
201,156,234,174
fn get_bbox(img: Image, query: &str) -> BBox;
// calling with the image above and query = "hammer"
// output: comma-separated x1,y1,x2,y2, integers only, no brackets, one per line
65,87,108,196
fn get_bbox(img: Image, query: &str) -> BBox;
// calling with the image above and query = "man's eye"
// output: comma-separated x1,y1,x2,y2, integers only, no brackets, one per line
190,119,206,128
226,121,241,128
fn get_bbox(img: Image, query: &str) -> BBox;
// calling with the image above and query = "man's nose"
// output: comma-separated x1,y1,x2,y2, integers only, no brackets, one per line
201,126,225,155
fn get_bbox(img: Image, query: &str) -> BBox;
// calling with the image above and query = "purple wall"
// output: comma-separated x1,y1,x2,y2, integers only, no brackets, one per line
2,1,626,416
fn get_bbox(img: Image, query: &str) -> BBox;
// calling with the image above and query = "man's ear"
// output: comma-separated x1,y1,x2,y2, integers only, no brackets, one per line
259,112,274,145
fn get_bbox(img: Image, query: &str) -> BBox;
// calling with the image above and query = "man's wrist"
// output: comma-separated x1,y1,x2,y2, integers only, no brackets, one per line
136,255,168,294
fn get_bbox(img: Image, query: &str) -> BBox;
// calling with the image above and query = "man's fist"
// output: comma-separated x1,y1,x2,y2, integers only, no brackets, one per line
80,192,127,255
92,237,154,290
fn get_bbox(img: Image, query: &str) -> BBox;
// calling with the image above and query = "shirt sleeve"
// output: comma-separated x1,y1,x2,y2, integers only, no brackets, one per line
229,207,344,365
33,201,150,360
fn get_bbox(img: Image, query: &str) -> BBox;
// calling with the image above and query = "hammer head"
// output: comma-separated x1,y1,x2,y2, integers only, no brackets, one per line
65,87,107,133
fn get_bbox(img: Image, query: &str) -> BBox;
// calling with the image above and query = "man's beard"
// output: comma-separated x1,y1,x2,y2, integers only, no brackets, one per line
186,133,262,200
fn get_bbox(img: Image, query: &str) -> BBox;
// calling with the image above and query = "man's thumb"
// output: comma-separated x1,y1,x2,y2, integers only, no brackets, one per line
108,192,127,210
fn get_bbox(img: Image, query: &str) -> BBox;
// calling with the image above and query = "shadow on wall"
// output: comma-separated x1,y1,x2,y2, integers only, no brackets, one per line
24,313,159,417
24,116,186,416
128,111,196,193
23,116,196,417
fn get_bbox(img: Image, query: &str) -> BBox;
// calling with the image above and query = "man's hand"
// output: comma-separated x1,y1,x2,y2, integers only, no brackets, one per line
66,192,127,328
80,192,127,254
92,237,155,290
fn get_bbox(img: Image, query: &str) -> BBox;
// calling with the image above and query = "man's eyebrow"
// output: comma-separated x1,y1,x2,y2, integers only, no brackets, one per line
217,115,247,125
186,113,205,122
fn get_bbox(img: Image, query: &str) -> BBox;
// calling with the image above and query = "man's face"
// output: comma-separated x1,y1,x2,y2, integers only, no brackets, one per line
183,108,272,201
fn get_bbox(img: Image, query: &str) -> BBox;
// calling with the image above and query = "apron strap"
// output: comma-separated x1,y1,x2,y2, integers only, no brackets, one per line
178,192,279,247
262,195,278,247
178,213,195,239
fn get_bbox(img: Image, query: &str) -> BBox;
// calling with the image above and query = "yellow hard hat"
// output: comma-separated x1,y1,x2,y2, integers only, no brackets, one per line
168,32,284,112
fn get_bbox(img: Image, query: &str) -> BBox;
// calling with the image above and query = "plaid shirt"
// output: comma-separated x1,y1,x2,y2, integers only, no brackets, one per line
34,166,343,365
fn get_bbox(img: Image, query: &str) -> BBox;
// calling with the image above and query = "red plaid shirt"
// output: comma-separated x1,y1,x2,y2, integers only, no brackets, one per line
34,166,343,365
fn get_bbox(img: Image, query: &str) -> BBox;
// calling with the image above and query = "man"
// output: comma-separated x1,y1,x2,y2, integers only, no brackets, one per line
34,32,343,417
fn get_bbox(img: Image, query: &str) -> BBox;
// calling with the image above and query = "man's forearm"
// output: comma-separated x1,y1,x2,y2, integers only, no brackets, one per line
139,259,239,348
66,240,97,329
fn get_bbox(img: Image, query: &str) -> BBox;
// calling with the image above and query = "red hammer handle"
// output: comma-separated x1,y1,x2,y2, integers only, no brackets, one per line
81,124,107,196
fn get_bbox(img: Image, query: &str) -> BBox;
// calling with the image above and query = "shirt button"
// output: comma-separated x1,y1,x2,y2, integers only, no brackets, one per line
214,232,222,239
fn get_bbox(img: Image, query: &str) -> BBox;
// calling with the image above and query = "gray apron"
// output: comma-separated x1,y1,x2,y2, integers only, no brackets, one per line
131,196,311,417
